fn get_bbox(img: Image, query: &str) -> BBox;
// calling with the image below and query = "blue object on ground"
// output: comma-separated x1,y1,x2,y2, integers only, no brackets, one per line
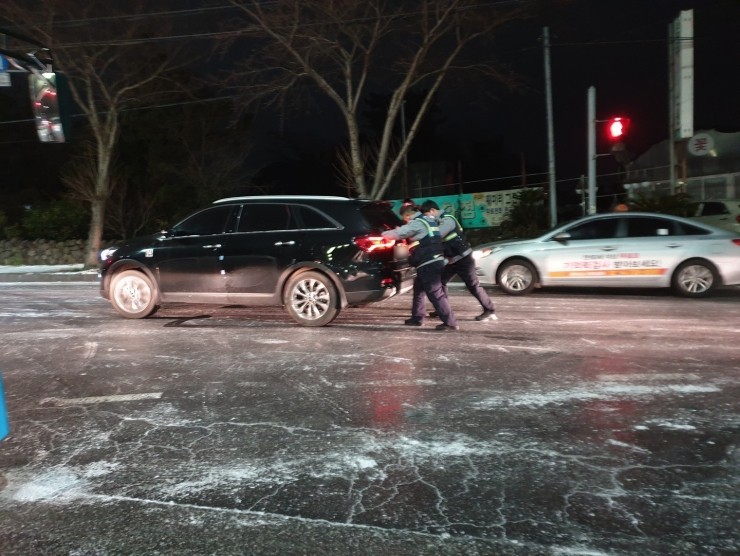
0,372,8,440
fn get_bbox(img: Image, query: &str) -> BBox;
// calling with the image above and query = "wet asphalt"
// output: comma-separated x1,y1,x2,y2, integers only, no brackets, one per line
0,275,738,555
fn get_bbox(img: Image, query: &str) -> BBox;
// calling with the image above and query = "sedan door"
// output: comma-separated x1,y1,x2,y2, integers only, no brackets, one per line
538,216,627,287
616,215,693,286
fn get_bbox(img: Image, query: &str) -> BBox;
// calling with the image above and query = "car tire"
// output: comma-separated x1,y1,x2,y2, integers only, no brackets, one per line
497,259,537,295
109,269,159,318
671,259,718,298
284,270,340,327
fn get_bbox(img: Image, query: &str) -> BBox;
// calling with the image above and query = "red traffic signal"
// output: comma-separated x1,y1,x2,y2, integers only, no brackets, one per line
606,117,630,141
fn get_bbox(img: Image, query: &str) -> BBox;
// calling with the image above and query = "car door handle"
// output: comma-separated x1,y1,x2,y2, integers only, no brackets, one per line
274,241,296,246
666,243,683,248
600,246,617,251
202,244,222,249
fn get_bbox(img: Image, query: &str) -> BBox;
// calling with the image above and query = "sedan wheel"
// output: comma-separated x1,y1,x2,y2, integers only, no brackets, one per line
497,259,537,295
110,270,159,318
672,260,718,298
285,271,340,327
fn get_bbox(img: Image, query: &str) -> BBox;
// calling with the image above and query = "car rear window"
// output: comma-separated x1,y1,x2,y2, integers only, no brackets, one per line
294,206,339,229
359,203,403,231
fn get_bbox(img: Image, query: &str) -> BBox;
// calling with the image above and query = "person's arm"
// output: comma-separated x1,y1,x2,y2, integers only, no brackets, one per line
382,219,423,240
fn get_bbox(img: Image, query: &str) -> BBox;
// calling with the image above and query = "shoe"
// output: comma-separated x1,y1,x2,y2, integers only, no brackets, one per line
428,311,438,318
405,318,422,326
475,310,498,321
435,323,459,331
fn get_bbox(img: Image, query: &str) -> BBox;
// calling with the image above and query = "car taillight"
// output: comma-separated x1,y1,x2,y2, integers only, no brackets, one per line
732,239,740,247
354,235,396,253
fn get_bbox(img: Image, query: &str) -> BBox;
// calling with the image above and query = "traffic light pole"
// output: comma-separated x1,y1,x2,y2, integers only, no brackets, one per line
587,87,597,215
543,27,558,228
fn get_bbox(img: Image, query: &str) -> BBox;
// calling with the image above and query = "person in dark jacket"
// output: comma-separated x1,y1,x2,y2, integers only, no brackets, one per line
438,210,497,321
382,201,459,331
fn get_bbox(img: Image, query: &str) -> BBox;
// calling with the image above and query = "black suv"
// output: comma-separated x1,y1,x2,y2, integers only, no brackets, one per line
99,196,414,326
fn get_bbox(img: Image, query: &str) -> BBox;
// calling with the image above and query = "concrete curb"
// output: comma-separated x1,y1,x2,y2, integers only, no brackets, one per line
0,272,99,283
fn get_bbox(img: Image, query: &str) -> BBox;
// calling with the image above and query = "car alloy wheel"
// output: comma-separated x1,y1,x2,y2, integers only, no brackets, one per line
110,269,159,318
498,259,537,295
672,260,717,298
285,270,340,327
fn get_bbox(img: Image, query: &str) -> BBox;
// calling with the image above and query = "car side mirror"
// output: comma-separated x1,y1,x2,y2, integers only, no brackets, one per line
553,232,571,243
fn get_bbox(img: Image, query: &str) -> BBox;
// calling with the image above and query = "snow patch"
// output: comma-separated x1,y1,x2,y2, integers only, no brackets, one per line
9,461,118,502
476,383,722,408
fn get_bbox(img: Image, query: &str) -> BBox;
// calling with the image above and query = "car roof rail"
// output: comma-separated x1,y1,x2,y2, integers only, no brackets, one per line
213,195,355,204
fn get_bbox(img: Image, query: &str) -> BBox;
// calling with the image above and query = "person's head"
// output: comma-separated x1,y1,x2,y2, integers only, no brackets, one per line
420,200,440,218
400,203,419,223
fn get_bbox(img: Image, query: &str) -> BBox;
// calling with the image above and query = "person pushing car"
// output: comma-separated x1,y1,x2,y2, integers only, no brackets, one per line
382,200,459,331
437,208,497,321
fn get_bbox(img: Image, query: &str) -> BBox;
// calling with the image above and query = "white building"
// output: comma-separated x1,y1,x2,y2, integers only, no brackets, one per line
624,129,740,200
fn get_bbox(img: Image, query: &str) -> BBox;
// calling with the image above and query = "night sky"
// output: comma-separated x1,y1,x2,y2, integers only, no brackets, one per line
423,0,740,182
241,0,740,194
1,0,739,200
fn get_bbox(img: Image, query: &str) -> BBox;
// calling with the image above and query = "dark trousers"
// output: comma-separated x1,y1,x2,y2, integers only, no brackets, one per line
411,255,493,322
442,254,495,312
411,260,457,326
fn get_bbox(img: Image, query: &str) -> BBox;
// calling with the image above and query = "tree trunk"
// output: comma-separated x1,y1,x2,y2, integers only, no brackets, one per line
84,197,106,268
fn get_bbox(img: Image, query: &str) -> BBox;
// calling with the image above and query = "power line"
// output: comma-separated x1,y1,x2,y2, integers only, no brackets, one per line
5,0,529,49
0,95,240,132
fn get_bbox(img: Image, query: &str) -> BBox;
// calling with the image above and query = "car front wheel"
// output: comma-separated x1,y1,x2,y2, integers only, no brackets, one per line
671,259,718,298
497,259,537,295
285,271,340,327
110,269,159,318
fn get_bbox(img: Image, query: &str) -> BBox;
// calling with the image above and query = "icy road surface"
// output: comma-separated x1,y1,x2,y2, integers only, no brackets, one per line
0,281,738,555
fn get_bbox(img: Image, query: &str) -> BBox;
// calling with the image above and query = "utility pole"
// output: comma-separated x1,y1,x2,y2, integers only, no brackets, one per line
667,22,677,195
587,87,597,215
543,27,558,227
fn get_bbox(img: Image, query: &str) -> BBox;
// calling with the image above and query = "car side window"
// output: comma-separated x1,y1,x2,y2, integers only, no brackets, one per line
171,206,234,236
566,218,619,240
626,217,710,237
238,204,297,232
295,206,339,229
673,221,712,236
626,217,673,237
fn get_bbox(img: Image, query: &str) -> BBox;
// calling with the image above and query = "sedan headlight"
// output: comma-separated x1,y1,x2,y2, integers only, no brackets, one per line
472,248,492,260
99,247,118,261
473,245,506,260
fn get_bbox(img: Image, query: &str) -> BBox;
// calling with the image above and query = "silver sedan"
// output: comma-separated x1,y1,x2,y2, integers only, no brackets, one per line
472,212,740,298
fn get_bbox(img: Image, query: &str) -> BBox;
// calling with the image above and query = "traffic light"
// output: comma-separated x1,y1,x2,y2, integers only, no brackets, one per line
606,117,630,141
28,71,71,143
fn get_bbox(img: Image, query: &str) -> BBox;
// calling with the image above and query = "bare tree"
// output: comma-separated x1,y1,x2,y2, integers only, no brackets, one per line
224,0,528,200
0,1,193,266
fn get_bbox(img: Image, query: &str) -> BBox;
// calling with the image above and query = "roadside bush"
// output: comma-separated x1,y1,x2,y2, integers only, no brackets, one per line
20,200,89,240
629,192,694,216
498,188,549,239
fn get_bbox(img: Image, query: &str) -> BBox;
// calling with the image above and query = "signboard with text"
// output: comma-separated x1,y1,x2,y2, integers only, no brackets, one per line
390,188,534,229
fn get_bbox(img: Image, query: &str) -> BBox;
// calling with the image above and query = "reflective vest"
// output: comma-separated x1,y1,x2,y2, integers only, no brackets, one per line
408,216,444,268
441,214,472,263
